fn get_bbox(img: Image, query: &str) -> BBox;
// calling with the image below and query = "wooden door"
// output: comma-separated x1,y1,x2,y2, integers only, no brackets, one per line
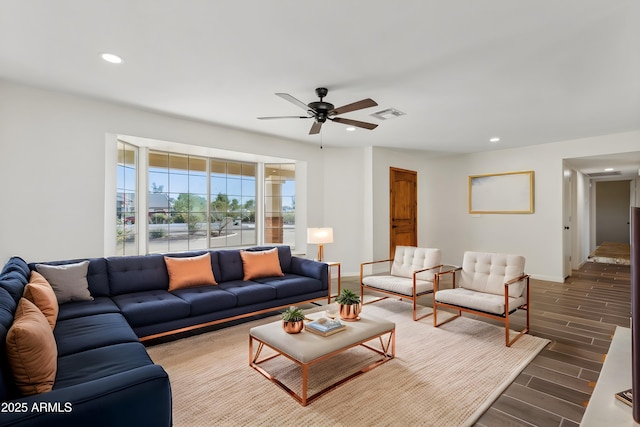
389,167,417,257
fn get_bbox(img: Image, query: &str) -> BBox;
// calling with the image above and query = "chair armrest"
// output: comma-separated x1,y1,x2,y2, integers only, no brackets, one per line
505,273,529,286
411,264,444,276
360,258,393,268
503,274,530,305
360,258,393,282
433,266,461,292
436,266,461,277
411,264,444,293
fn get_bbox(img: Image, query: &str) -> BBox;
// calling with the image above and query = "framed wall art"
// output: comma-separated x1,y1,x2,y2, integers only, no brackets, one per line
468,170,534,214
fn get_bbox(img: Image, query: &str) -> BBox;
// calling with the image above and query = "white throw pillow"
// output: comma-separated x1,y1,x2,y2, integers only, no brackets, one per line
35,261,93,303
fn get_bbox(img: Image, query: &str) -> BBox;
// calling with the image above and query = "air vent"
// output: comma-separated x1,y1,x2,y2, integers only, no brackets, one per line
371,108,406,120
586,171,622,177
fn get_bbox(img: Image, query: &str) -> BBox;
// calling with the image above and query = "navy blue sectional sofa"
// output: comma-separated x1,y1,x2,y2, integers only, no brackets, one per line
0,246,328,426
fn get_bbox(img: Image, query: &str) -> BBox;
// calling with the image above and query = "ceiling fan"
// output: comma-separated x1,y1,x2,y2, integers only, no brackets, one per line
258,87,379,135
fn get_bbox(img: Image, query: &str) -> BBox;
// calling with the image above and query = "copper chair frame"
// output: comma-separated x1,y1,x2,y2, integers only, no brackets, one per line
360,259,443,321
433,267,530,347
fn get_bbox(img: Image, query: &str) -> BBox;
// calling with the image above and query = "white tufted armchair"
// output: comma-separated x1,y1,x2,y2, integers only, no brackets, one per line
433,251,530,347
360,246,442,321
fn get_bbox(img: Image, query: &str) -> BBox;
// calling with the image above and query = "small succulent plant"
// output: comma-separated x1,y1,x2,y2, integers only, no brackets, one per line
281,306,305,322
335,289,361,306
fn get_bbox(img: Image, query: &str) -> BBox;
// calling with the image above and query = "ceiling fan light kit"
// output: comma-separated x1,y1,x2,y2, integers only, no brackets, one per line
258,87,380,135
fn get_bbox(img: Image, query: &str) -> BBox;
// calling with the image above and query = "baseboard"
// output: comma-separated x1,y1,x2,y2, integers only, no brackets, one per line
529,274,565,283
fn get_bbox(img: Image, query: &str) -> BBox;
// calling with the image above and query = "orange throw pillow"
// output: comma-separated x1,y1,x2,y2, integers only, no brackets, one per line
6,298,58,395
240,248,284,281
23,271,59,330
164,253,217,291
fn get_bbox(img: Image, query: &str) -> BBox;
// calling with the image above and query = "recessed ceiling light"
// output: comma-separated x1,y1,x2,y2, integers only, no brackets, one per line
345,127,356,132
604,167,614,172
101,53,123,64
489,137,500,143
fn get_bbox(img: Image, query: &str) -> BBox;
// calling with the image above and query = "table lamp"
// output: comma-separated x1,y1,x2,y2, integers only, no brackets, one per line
307,227,333,262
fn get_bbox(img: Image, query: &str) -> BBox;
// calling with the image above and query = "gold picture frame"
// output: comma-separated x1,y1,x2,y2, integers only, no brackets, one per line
468,171,534,214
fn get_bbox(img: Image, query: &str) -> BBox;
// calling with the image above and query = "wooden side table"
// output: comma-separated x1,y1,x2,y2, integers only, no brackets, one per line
324,261,341,302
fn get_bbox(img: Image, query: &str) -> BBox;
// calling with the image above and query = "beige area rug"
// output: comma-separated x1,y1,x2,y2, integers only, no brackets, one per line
147,299,549,427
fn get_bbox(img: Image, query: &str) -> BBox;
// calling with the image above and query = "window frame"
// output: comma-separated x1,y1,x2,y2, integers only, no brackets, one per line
111,136,298,255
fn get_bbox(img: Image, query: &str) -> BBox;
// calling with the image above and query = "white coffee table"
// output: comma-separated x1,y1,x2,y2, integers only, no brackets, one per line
249,312,395,406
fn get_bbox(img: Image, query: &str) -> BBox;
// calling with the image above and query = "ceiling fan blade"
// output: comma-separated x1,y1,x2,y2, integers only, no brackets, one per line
309,121,322,134
257,115,311,120
276,93,311,112
331,117,378,130
330,98,378,115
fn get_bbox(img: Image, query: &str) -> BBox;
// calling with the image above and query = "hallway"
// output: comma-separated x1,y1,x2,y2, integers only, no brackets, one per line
587,241,631,265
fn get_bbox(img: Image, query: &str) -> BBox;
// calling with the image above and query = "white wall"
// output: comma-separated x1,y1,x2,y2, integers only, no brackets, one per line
0,80,325,263
366,131,640,282
318,147,368,273
2,79,639,281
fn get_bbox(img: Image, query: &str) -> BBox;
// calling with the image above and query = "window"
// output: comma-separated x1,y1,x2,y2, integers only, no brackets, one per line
148,152,209,253
116,142,138,255
113,139,294,255
210,160,256,248
265,163,295,248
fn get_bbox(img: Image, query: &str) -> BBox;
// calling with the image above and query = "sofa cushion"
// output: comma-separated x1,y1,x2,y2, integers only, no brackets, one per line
171,287,237,316
1,257,30,279
0,270,29,303
35,260,93,303
54,342,153,389
255,274,323,299
362,275,434,296
23,271,59,329
112,290,191,327
217,250,245,282
163,250,222,285
240,248,284,281
56,297,121,321
0,288,15,332
460,252,526,297
6,298,57,395
217,280,277,306
435,287,526,316
246,246,292,273
54,313,139,357
390,246,441,281
107,255,169,295
30,258,111,298
164,253,217,291
0,287,18,401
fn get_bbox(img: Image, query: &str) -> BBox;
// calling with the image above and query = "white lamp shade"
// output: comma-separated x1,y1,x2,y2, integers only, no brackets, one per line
307,227,334,244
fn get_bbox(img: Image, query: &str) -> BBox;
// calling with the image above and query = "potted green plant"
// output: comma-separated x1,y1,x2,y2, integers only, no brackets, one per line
281,306,305,333
335,289,362,321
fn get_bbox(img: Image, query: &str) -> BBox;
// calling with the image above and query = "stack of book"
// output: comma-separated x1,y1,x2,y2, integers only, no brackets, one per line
615,388,632,407
305,318,346,336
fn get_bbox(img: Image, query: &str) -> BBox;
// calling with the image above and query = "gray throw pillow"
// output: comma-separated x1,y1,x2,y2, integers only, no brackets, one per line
35,261,93,304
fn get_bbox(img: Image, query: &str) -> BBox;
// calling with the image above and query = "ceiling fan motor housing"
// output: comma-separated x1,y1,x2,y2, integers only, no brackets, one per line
308,101,334,122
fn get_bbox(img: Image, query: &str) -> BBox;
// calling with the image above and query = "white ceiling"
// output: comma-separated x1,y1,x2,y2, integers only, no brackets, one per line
1,1,639,162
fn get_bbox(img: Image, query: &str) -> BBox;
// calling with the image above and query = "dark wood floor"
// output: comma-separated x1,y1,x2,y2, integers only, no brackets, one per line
474,262,631,427
347,262,632,427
